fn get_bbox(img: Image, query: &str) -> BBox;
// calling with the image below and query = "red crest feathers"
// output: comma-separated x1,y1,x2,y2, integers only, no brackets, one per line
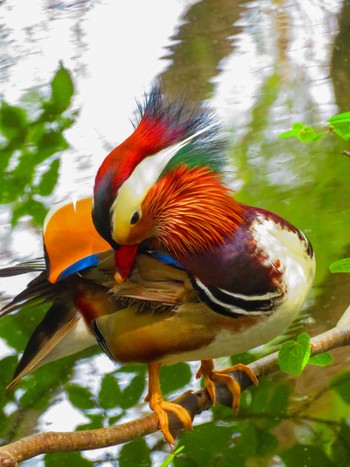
94,83,211,196
93,84,215,247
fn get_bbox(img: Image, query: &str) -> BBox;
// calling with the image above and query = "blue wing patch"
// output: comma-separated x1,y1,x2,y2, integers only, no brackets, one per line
147,250,184,269
56,254,101,281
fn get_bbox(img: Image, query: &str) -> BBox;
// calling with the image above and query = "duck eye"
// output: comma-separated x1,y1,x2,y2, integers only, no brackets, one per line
130,211,140,225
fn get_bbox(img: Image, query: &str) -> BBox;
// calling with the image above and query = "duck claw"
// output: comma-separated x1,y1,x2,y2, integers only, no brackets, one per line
197,359,259,411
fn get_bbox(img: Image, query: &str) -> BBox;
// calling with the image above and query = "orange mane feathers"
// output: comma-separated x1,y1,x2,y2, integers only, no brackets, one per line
142,166,245,258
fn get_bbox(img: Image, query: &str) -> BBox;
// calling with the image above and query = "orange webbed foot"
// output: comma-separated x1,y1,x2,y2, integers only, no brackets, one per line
196,359,259,412
147,363,193,445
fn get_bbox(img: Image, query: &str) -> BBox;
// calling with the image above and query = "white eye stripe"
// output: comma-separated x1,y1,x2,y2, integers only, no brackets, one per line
110,124,215,237
110,144,178,234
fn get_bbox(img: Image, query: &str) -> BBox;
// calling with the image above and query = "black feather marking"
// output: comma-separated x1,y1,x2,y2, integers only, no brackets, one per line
1,272,51,315
11,302,75,379
91,320,115,361
0,258,46,277
207,285,282,312
114,295,175,315
191,277,282,318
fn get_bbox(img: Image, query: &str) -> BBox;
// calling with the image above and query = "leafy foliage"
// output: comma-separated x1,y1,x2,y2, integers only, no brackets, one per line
278,332,333,376
330,258,350,273
278,332,311,376
44,451,94,466
1,48,350,466
328,112,350,140
308,352,334,367
279,122,326,142
279,111,350,142
0,62,76,226
119,438,151,467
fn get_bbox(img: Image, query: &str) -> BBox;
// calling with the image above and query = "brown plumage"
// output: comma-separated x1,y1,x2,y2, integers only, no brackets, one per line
3,252,263,392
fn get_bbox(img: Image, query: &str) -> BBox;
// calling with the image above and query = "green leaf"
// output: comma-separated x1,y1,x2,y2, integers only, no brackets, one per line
278,332,311,376
0,176,21,204
108,413,124,425
119,438,151,467
297,125,318,142
279,122,321,142
178,422,235,466
36,131,69,161
0,355,18,393
332,124,350,140
330,421,350,465
248,377,273,414
281,443,332,466
66,383,95,411
279,122,304,139
328,111,350,123
11,152,36,188
36,158,60,196
76,413,104,431
160,362,192,397
292,122,305,131
328,112,350,140
230,351,256,366
279,129,299,139
0,303,48,350
98,373,122,410
268,382,292,417
44,451,94,467
0,101,28,140
308,352,333,366
309,130,328,141
280,112,350,143
0,408,12,441
330,258,350,273
119,374,145,409
12,199,48,227
0,147,14,173
26,122,46,145
19,359,74,411
29,199,48,224
50,63,74,113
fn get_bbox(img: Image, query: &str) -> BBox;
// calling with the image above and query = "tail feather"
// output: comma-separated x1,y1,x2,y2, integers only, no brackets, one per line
7,302,95,392
0,259,45,277
0,271,54,316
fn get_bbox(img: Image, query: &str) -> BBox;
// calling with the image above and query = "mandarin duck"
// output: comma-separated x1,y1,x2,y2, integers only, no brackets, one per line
1,197,256,443
91,84,316,440
0,85,316,446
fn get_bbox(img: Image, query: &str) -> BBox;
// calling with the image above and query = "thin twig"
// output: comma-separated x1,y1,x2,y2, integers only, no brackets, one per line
1,305,350,466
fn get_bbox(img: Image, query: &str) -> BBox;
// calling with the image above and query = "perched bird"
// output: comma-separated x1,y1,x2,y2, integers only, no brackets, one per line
91,84,316,442
0,198,259,443
0,85,315,446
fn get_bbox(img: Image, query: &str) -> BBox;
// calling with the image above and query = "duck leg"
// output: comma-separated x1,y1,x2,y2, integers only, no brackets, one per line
196,359,259,412
146,362,193,445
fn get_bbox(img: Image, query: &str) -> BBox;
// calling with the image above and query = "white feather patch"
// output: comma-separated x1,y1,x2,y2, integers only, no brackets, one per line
110,124,215,242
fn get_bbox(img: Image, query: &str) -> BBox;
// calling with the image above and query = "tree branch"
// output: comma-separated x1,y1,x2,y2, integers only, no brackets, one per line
1,305,350,466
